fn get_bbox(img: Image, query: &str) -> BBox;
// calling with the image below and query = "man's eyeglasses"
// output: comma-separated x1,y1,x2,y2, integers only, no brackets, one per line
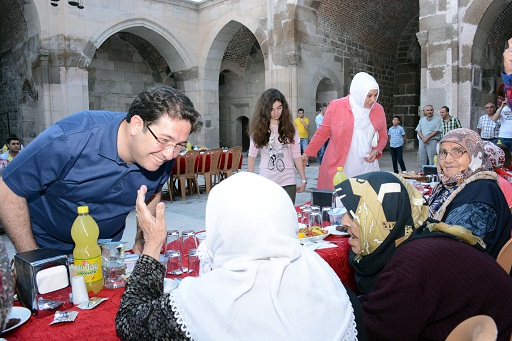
438,148,467,160
145,125,188,156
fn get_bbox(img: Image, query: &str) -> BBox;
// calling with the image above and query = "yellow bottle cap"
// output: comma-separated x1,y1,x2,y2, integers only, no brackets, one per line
77,206,89,214
337,166,344,171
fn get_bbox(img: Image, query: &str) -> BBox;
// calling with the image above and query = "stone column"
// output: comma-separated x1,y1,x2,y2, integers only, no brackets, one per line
288,51,300,117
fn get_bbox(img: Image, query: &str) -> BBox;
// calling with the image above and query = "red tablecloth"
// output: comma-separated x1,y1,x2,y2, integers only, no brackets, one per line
317,234,357,293
6,286,123,340
8,218,356,339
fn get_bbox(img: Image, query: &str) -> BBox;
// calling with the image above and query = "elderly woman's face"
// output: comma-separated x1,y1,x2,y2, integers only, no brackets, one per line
341,213,361,254
439,141,471,178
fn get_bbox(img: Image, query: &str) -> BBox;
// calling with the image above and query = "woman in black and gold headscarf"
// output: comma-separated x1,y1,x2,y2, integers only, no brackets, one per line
335,171,512,340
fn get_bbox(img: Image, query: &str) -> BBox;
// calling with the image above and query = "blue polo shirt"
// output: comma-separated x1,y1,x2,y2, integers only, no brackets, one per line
2,111,174,253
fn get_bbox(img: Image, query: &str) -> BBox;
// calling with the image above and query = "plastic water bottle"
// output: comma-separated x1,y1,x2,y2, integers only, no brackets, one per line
71,206,103,294
333,166,347,187
186,140,192,151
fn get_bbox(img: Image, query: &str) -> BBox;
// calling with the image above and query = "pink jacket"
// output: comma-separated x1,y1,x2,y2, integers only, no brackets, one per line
305,96,388,190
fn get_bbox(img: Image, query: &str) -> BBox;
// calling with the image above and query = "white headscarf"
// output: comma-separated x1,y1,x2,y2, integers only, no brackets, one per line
344,72,381,177
348,72,379,129
171,172,356,341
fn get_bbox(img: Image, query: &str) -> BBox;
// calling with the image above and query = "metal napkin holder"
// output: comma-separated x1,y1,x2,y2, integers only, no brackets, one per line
14,248,69,316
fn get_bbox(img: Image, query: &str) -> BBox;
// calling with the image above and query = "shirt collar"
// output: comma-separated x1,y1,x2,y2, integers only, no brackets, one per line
99,113,127,165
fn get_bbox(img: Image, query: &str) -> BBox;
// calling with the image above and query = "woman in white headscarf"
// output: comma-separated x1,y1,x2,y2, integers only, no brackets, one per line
116,172,358,341
303,72,388,190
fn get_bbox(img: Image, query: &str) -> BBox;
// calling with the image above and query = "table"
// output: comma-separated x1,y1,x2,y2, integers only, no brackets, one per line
6,286,123,340
7,225,356,339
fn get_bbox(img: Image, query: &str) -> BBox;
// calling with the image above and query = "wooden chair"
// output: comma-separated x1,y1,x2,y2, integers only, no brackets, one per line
219,146,242,180
166,160,179,202
197,148,222,194
445,315,497,341
496,238,512,275
169,150,200,201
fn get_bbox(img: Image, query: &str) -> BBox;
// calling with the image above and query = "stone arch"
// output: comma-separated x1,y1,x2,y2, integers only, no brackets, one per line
393,15,420,146
461,0,512,128
310,67,342,101
205,20,267,148
83,16,192,73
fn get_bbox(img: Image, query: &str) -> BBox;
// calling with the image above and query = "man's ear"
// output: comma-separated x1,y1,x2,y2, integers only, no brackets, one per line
129,115,144,136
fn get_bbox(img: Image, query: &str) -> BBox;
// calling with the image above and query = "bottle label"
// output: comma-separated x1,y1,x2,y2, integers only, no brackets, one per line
74,255,103,284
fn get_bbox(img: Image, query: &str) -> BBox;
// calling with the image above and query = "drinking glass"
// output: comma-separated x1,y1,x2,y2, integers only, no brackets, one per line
164,229,180,253
321,207,332,227
100,241,127,289
309,211,323,229
187,249,200,277
301,206,312,226
181,230,197,271
164,250,184,278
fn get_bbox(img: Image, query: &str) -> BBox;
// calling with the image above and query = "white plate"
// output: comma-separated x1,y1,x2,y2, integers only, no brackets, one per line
298,231,330,244
163,278,178,293
324,225,349,236
2,306,31,334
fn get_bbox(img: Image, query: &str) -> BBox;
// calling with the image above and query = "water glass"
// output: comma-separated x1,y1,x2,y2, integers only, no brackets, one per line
100,241,127,289
309,211,323,228
187,248,200,277
164,229,180,253
181,230,197,256
321,207,332,227
301,206,312,226
164,250,184,277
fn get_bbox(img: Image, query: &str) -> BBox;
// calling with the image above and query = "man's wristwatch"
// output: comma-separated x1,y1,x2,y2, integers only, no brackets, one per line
301,179,307,183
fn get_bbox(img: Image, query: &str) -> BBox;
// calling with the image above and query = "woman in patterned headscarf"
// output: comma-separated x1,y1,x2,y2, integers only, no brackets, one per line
334,171,512,340
482,140,512,209
427,128,511,258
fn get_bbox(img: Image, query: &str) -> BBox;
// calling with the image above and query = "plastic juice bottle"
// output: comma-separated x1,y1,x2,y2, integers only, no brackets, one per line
71,206,103,294
333,166,347,187
186,140,192,151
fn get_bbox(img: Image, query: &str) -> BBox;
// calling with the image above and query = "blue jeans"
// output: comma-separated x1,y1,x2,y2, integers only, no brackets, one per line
389,146,406,173
318,139,329,165
299,138,308,155
499,137,512,153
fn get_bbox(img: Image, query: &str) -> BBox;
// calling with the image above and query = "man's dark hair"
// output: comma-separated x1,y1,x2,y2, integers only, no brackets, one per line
127,85,203,134
6,136,20,144
298,108,304,113
441,105,450,113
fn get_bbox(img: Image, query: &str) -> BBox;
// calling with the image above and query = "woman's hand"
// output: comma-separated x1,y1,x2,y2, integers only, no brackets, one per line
136,185,167,260
364,150,379,163
296,182,306,193
301,154,309,168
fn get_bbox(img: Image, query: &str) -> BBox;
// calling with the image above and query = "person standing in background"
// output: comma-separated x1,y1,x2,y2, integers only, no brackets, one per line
388,116,407,173
294,108,309,166
0,136,21,161
477,102,500,144
247,88,307,204
302,72,388,190
492,100,512,151
416,105,443,166
499,37,512,150
440,106,461,136
315,105,329,165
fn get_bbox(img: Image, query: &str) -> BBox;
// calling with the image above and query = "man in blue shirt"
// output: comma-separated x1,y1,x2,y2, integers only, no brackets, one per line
0,85,202,253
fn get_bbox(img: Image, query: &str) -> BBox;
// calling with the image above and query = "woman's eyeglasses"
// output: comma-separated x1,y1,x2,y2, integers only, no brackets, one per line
438,148,467,160
146,125,188,156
